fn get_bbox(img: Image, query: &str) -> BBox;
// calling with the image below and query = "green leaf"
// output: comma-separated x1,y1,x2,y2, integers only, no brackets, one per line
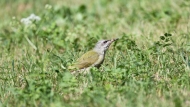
160,36,165,40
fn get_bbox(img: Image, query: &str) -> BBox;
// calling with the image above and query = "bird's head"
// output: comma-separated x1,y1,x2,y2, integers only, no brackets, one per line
93,38,118,54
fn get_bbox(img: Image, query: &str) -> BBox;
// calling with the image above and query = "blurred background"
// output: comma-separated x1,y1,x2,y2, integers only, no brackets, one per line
1,0,190,107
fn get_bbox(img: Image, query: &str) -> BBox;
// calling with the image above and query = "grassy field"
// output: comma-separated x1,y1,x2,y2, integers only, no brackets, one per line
0,0,190,106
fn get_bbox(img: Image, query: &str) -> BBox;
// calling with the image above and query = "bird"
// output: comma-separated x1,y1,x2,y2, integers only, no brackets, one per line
68,38,118,73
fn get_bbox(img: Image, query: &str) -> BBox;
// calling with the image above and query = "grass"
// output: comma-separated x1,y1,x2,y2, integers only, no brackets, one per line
0,0,190,106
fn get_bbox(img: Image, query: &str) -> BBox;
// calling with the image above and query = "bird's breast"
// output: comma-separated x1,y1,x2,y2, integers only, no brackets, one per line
93,54,105,68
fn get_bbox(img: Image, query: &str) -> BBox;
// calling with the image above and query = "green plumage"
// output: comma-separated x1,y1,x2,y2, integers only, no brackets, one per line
68,50,100,70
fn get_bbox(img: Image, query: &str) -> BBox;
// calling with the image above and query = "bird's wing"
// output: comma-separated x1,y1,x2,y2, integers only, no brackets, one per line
74,50,99,69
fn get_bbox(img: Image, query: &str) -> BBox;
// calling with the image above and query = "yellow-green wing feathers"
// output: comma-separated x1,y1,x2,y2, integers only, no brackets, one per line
68,50,99,70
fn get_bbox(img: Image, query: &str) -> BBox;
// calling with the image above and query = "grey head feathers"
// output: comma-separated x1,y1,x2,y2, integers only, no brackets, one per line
93,39,118,55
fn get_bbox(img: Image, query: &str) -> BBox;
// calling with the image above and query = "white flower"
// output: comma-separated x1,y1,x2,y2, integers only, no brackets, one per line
28,13,41,21
20,13,41,26
20,18,32,25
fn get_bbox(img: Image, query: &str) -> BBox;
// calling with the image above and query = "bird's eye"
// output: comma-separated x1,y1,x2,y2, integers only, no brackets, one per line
103,40,108,44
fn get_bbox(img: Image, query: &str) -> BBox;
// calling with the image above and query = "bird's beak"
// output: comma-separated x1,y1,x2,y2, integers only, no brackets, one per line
110,38,119,42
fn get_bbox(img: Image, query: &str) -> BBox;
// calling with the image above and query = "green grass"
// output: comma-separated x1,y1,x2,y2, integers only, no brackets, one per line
0,0,190,106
